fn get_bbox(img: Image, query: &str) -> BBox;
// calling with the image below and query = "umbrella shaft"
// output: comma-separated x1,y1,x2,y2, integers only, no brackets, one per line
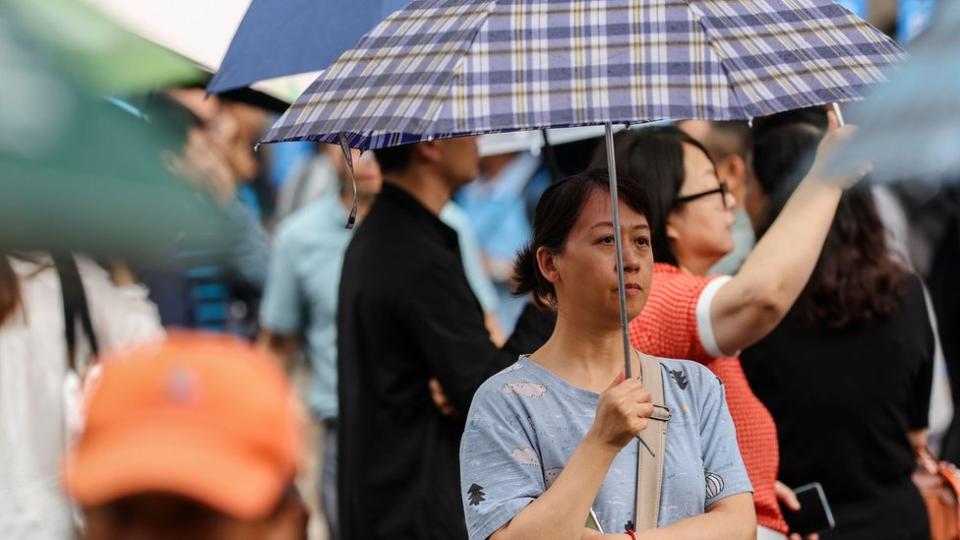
605,123,633,380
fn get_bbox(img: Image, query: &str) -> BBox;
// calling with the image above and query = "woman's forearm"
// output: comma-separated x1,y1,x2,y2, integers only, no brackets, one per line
492,435,621,540
712,175,843,354
635,493,756,540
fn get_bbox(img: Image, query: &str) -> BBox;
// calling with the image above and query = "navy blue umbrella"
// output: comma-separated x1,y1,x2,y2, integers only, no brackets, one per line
207,0,409,94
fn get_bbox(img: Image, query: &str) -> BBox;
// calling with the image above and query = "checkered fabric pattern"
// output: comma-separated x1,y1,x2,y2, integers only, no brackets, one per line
263,0,903,149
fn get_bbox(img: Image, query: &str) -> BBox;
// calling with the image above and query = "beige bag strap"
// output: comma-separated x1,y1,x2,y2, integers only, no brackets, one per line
634,352,670,531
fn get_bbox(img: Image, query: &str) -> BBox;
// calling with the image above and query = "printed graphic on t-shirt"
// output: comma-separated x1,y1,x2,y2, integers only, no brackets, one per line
467,484,486,507
705,472,725,499
669,369,689,390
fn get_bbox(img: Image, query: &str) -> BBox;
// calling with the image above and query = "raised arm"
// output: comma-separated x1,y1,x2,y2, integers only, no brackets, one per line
710,116,863,355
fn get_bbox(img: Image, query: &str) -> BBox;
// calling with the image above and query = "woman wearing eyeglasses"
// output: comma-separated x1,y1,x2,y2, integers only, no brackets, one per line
600,115,862,540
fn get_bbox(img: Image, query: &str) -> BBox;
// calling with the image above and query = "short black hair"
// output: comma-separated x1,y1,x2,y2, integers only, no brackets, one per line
513,168,651,309
751,107,828,139
698,120,752,161
591,125,714,267
751,122,823,220
373,143,416,175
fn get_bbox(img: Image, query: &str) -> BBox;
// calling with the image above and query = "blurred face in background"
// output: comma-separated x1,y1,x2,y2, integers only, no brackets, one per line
162,123,236,206
162,89,240,205
666,142,736,265
327,145,383,198
435,135,479,190
208,102,268,184
166,89,268,189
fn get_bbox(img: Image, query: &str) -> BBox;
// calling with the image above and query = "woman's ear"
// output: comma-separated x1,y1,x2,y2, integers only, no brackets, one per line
718,153,747,201
536,246,560,286
415,140,441,164
665,211,681,243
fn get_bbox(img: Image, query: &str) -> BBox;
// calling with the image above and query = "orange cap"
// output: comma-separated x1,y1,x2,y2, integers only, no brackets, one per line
65,332,303,520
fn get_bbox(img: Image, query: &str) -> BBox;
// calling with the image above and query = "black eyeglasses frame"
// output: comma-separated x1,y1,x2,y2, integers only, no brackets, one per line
673,181,730,210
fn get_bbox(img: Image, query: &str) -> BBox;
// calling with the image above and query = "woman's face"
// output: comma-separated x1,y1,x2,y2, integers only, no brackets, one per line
543,188,654,326
667,143,736,267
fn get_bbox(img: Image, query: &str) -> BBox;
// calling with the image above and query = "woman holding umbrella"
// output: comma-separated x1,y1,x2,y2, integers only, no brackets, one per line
611,113,860,539
459,170,756,540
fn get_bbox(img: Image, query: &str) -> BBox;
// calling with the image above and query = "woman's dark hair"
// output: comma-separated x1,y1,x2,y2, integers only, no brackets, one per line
590,125,715,267
0,255,18,325
756,124,908,329
513,168,651,309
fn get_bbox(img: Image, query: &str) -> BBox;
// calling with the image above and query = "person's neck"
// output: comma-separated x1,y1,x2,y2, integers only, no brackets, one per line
479,152,518,180
676,253,716,276
531,308,637,392
385,168,452,215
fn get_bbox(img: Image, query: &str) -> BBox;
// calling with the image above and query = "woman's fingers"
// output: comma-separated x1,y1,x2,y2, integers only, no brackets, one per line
636,402,655,419
825,105,839,131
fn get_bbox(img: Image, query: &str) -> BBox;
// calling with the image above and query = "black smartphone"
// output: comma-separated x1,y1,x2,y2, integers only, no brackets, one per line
781,482,836,535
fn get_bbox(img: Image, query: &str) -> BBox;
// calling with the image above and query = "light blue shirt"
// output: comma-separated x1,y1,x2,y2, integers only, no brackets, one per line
440,202,499,314
456,152,546,332
260,192,352,420
261,192,502,420
709,209,755,276
460,356,751,540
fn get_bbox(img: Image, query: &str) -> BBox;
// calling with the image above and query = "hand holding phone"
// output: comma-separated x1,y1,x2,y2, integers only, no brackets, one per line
780,482,835,536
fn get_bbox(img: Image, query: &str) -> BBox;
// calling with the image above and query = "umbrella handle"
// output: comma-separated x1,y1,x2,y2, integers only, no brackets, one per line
338,132,359,229
604,122,634,380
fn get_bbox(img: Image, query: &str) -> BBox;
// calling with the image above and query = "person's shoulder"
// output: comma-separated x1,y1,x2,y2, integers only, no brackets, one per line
469,358,543,410
650,264,717,297
895,271,934,336
476,358,536,393
654,356,711,376
276,196,342,243
901,271,925,301
652,356,721,393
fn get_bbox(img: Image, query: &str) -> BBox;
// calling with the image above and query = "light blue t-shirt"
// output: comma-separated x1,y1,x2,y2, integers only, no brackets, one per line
260,192,352,420
439,202,499,314
460,356,752,540
455,152,547,333
709,209,756,276
260,192,503,420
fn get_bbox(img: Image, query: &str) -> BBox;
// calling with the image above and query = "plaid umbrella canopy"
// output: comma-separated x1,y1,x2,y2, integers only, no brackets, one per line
261,0,901,382
263,0,902,149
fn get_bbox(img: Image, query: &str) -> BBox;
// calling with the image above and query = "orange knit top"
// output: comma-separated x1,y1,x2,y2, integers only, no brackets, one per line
629,264,787,533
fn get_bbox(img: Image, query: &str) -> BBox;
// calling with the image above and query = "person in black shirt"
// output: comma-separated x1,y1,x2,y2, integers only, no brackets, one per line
336,136,553,540
742,120,933,540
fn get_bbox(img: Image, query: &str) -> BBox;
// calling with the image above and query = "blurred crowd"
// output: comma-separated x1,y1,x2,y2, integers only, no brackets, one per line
2,79,959,540
2,3,960,539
